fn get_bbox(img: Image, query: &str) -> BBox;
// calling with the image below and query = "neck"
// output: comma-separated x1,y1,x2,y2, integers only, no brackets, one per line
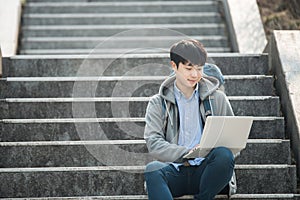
175,82,195,99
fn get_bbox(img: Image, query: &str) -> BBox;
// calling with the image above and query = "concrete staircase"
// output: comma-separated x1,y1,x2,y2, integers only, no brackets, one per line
0,0,298,199
19,0,231,54
0,53,298,199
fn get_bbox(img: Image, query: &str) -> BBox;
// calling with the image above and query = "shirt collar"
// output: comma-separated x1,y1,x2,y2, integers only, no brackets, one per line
174,81,199,101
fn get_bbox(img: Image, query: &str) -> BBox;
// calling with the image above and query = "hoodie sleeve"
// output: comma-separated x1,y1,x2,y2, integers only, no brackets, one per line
144,95,189,163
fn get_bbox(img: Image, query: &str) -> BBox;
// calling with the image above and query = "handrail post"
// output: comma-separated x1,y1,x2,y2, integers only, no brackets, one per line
0,46,2,77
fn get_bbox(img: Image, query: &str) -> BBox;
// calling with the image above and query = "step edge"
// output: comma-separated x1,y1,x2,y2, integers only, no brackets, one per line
0,164,295,172
0,116,284,123
22,23,226,30
0,139,289,146
3,75,273,82
1,194,297,200
3,96,279,102
9,52,268,59
25,1,216,7
21,35,228,42
23,12,220,18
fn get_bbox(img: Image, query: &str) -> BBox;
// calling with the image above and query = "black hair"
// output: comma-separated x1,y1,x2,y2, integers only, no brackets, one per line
170,39,207,68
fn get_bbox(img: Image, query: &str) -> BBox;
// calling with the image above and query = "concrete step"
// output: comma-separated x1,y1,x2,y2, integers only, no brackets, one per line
0,165,296,197
235,139,291,165
0,117,285,142
22,13,222,26
2,54,269,77
6,194,297,200
21,24,226,37
0,139,291,167
19,47,232,55
23,1,219,14
0,96,281,119
27,0,212,1
0,75,275,98
20,36,228,50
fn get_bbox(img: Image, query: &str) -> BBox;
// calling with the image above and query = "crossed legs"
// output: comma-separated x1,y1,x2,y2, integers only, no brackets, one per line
144,147,235,200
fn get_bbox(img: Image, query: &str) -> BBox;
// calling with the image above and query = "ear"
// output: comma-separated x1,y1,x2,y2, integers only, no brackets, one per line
170,61,177,71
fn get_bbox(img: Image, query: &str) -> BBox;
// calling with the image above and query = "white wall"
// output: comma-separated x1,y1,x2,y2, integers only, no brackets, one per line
270,30,300,176
0,0,22,57
223,0,267,53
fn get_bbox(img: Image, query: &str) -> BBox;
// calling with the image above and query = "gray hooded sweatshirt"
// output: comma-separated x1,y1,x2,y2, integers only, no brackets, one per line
144,74,234,163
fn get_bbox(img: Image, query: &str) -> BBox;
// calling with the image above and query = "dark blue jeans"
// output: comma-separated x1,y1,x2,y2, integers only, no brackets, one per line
144,147,235,200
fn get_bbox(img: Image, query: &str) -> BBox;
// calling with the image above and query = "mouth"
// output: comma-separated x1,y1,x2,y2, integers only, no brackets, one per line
188,79,198,84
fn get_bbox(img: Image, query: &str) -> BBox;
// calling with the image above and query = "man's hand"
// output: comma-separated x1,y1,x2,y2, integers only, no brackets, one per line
188,144,201,154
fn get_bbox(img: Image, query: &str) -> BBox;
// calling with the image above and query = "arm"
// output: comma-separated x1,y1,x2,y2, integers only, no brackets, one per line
144,95,189,163
213,90,234,116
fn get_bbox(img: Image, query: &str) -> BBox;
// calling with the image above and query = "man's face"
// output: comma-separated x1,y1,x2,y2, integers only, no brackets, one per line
171,61,203,91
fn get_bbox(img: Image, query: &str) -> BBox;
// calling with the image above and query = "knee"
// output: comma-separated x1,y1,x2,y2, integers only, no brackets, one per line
144,161,168,187
145,161,167,174
211,147,234,165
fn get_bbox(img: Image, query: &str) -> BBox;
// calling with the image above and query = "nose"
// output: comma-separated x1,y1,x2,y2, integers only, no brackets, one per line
191,68,198,77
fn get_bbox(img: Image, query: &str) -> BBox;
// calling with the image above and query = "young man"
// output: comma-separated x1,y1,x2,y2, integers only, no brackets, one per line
144,39,235,200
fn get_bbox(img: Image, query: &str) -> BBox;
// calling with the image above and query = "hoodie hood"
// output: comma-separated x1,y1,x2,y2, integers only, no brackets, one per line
159,74,220,103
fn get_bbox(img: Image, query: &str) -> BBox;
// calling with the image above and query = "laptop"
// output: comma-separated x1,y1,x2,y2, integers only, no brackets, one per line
183,116,253,159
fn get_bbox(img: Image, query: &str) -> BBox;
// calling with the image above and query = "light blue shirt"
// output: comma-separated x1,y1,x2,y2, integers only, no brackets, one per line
171,82,205,170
